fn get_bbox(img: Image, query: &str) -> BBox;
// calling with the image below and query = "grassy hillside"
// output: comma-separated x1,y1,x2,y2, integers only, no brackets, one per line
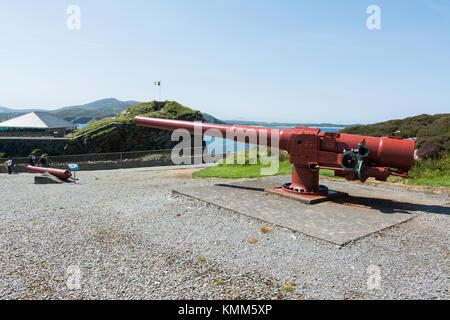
65,101,204,154
341,113,449,159
71,100,200,137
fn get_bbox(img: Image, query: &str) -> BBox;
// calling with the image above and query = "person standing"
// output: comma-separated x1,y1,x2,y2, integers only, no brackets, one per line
38,154,48,167
28,154,35,166
6,157,13,174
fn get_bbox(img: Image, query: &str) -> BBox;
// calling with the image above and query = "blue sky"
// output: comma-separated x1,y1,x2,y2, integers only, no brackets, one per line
0,0,449,124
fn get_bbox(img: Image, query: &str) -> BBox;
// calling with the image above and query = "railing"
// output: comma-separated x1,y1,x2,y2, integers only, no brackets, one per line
0,147,222,173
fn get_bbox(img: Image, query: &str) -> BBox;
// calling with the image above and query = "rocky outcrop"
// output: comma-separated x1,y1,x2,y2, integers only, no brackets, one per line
64,101,205,154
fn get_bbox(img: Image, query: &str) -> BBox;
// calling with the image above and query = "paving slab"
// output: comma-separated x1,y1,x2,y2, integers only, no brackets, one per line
173,176,448,246
34,175,63,184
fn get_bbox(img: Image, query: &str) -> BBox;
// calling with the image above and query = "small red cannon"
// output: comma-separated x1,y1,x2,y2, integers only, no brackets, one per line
135,116,415,201
27,165,72,181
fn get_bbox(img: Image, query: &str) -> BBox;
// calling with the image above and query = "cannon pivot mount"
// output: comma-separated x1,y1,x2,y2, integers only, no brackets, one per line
134,116,415,203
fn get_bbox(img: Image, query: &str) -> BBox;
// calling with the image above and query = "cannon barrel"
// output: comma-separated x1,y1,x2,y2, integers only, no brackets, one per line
134,116,415,198
134,116,414,171
26,165,72,180
134,116,289,148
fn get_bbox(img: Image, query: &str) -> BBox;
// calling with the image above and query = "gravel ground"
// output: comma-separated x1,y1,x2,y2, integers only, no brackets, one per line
0,167,448,300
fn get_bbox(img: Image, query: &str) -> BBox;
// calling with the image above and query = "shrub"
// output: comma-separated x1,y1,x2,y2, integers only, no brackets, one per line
341,113,449,159
408,154,450,183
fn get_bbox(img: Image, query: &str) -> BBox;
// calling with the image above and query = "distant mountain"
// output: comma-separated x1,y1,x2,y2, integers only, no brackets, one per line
1,99,357,128
56,98,139,112
0,106,46,113
0,98,141,124
222,119,357,128
52,98,140,123
201,113,227,124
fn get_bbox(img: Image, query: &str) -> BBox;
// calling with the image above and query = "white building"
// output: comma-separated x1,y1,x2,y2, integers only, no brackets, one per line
0,112,77,137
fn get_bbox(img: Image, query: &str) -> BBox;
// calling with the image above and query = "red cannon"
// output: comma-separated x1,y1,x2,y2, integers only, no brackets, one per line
135,116,415,200
27,165,72,181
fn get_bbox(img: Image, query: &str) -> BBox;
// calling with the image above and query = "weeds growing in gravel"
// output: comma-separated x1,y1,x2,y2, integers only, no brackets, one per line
280,284,294,292
259,226,272,233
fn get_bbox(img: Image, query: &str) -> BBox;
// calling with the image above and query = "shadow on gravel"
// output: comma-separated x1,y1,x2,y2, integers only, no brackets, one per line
332,196,450,215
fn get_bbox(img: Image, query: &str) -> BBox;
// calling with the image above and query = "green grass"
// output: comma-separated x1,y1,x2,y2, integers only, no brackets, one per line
408,176,450,186
194,149,290,179
193,158,292,178
406,155,450,186
193,160,340,180
193,149,341,179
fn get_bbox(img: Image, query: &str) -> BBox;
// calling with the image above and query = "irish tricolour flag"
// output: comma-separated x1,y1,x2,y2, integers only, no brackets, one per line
154,81,161,86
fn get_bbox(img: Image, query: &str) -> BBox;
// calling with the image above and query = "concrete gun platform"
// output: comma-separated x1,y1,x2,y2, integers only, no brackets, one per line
173,176,449,246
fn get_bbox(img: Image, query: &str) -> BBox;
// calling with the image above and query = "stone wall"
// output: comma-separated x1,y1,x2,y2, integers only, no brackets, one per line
0,138,67,156
0,155,205,173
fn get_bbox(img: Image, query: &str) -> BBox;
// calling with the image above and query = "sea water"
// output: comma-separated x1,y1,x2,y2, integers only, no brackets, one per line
205,127,342,154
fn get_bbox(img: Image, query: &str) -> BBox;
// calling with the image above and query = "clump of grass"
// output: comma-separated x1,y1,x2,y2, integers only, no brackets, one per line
247,238,258,244
280,284,294,292
197,256,206,263
259,226,272,233
215,280,226,286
